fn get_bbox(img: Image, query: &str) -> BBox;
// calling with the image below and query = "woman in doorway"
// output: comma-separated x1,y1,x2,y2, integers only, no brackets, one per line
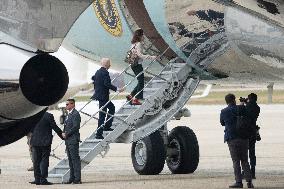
126,29,157,105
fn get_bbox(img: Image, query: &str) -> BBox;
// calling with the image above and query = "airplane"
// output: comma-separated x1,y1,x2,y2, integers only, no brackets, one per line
0,0,283,179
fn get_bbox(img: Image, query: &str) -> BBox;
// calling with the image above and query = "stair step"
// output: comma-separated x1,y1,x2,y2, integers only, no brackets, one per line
114,113,131,118
144,87,159,92
79,148,93,157
147,79,168,88
122,104,140,109
55,165,69,169
48,173,64,178
111,122,120,128
102,131,112,138
161,71,177,75
48,173,64,184
116,105,139,114
170,63,186,68
79,148,93,152
79,139,101,148
151,79,167,83
103,130,112,134
84,139,102,143
143,87,160,98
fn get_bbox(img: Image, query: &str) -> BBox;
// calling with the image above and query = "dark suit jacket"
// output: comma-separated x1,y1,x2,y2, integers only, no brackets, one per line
63,109,81,145
246,101,260,140
31,112,63,147
91,67,117,101
220,104,246,142
246,102,260,125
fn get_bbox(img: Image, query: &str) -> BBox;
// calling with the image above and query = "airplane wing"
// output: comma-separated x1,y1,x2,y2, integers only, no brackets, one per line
0,0,93,52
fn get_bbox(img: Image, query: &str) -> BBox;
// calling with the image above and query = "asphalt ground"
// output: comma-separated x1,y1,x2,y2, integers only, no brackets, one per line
0,104,283,189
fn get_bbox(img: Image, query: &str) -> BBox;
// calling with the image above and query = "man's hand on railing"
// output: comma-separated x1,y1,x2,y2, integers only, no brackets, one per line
118,87,125,93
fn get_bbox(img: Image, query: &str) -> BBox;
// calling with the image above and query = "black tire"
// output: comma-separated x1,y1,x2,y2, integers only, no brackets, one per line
166,126,199,174
131,131,166,175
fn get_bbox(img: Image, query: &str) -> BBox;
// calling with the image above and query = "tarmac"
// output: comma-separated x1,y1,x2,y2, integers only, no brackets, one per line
0,104,284,189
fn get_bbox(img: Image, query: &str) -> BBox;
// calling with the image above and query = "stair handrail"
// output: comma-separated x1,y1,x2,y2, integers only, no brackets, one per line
99,48,185,131
51,64,133,155
79,46,171,130
77,64,133,114
50,46,170,156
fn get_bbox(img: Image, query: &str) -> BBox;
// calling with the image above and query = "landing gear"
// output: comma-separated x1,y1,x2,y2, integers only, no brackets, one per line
131,126,199,175
166,126,199,174
131,130,166,175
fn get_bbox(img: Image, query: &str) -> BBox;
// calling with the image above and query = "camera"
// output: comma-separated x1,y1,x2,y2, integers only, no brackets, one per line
239,97,248,103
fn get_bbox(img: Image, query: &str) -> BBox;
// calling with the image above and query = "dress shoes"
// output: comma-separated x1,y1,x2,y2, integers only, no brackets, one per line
126,95,132,101
247,182,254,188
40,181,53,185
27,166,34,171
29,180,40,185
131,99,142,105
95,135,104,140
229,182,243,188
103,127,114,131
73,180,82,184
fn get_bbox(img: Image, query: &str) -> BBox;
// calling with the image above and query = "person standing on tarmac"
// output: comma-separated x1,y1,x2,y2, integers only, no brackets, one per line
241,93,260,179
220,94,254,188
29,111,64,185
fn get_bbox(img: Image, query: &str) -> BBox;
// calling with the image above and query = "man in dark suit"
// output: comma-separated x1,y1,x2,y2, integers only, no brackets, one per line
62,99,82,184
29,111,64,185
220,94,254,188
91,58,124,139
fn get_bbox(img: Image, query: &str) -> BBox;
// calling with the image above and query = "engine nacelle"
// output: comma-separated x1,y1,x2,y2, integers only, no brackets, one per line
0,45,69,146
0,46,69,123
20,53,69,106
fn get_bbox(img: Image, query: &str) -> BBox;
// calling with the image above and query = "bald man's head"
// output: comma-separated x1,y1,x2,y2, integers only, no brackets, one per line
101,58,111,69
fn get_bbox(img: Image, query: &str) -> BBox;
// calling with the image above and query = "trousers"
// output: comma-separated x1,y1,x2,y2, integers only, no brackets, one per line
228,138,252,183
66,143,81,182
32,146,51,183
97,100,115,136
131,64,144,100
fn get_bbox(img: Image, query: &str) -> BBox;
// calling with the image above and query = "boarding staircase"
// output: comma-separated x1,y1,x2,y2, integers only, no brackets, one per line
48,28,228,183
47,58,198,183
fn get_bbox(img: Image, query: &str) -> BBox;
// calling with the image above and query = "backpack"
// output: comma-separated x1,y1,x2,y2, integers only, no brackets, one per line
124,44,139,66
235,106,252,139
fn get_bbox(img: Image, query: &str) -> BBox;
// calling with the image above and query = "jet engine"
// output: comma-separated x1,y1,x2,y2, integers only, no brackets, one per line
0,45,69,146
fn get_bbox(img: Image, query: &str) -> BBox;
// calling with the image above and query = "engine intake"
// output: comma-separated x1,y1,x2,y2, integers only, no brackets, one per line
19,53,69,106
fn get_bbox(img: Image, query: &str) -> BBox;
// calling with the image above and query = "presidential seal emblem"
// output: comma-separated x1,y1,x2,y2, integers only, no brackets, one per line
93,0,123,37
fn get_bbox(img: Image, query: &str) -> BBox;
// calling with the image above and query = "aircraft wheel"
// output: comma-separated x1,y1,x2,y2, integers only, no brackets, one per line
131,131,166,175
166,126,199,174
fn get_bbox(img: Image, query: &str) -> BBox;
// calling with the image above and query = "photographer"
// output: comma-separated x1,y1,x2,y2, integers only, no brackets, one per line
240,93,260,179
